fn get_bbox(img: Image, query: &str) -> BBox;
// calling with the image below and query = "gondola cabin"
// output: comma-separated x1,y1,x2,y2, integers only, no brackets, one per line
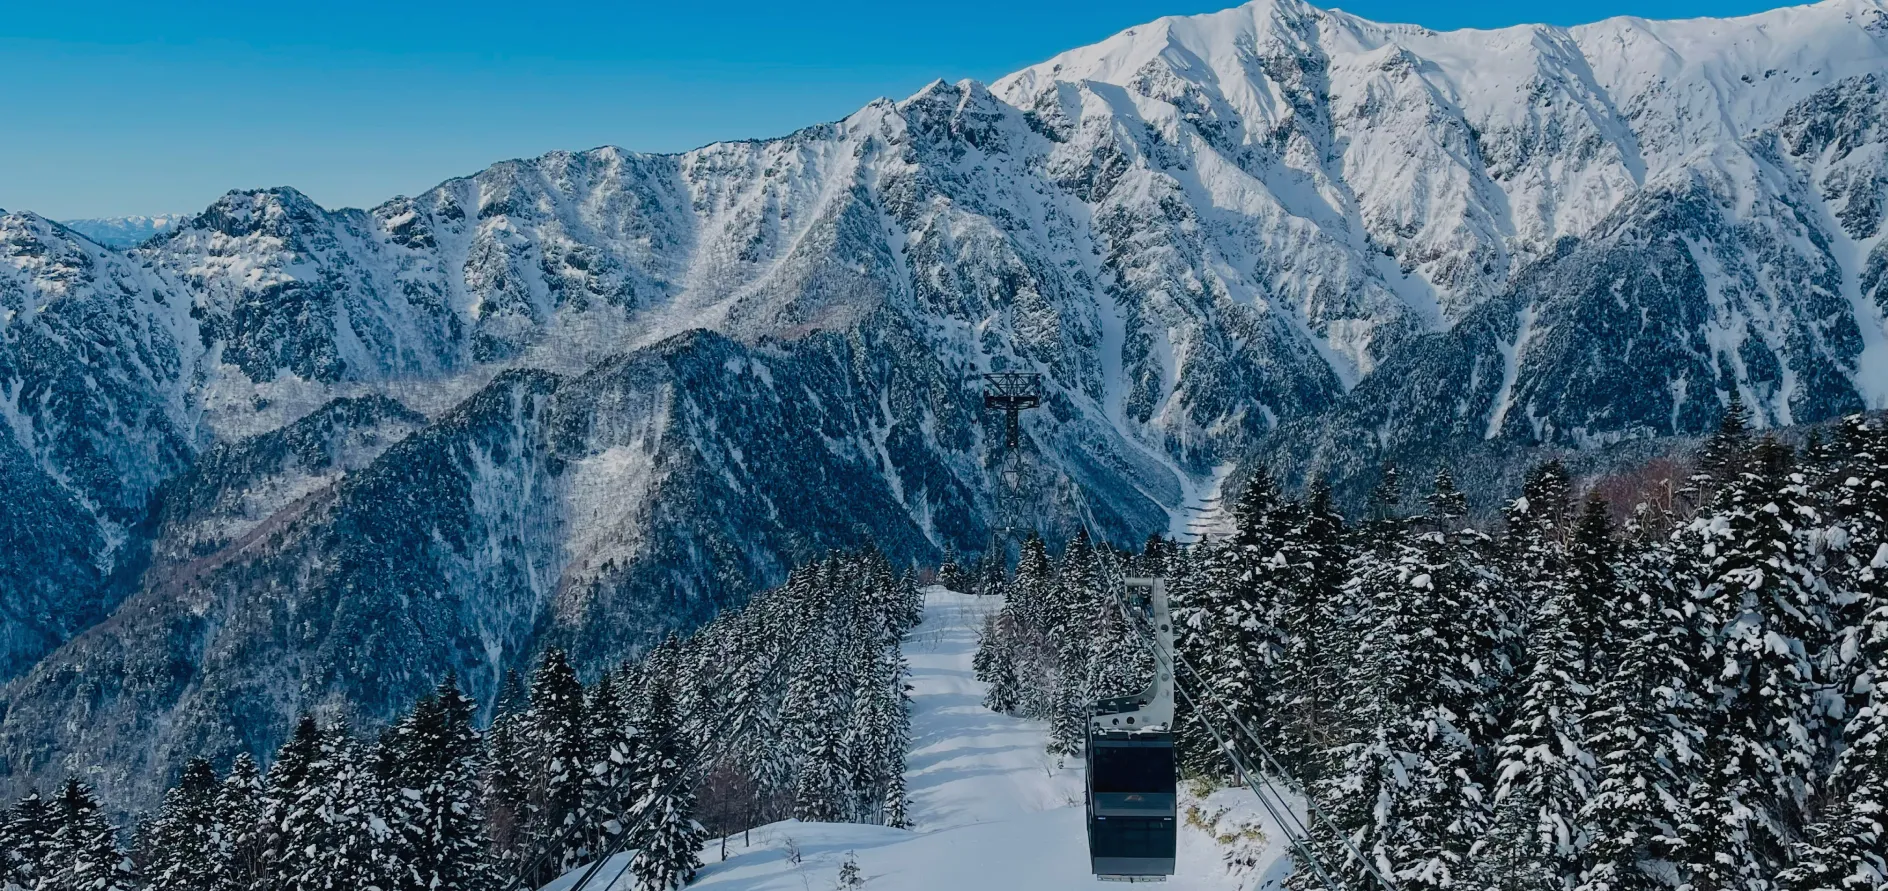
1085,578,1179,881
1086,731,1177,880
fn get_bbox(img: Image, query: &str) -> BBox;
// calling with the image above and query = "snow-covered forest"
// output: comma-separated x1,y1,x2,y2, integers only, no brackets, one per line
0,553,921,891
975,408,1887,890
5,407,1883,891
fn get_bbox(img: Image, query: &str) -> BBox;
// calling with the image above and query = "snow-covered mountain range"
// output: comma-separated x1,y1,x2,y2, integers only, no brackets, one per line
56,214,187,249
3,0,1886,808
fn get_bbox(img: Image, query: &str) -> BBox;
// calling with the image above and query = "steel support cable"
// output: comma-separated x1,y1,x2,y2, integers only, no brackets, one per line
1166,657,1334,877
1170,678,1347,891
1100,587,1345,891
1165,647,1401,891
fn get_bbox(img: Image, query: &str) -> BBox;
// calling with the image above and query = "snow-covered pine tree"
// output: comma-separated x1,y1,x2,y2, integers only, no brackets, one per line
1366,462,1404,530
625,684,705,891
1315,477,1508,891
1271,477,1351,780
793,727,852,825
1423,469,1469,530
1688,392,1751,508
881,768,911,831
1222,471,1292,758
2,789,58,891
1780,419,1887,890
1047,530,1104,759
524,648,591,881
836,852,864,888
216,755,266,891
265,716,334,891
972,610,1002,686
314,724,396,891
981,631,1021,716
50,778,134,891
582,673,637,854
1575,523,1700,891
137,758,222,891
387,675,489,891
1007,535,1061,719
938,545,969,593
1685,437,1832,884
481,683,532,879
1486,498,1614,890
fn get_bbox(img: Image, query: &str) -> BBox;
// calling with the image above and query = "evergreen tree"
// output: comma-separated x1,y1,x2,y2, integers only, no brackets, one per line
50,778,134,891
138,759,222,891
265,716,332,891
1575,529,1700,891
388,675,489,891
583,674,638,854
1368,462,1404,526
793,726,852,825
1782,425,1886,891
1692,391,1752,497
3,789,58,891
1685,437,1830,884
836,852,864,888
1488,499,1615,890
216,756,266,891
482,699,531,880
979,614,1021,715
1424,469,1469,528
311,725,394,891
625,685,705,891
525,648,590,881
937,546,970,594
1272,478,1350,779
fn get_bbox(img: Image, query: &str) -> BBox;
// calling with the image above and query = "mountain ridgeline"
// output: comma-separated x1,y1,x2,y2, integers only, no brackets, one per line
3,0,1888,810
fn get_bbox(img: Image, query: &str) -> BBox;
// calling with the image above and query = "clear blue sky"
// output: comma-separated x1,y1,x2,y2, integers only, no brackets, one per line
3,0,1800,219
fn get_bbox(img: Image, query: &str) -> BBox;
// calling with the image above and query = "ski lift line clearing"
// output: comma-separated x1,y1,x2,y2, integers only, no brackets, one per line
1085,577,1178,882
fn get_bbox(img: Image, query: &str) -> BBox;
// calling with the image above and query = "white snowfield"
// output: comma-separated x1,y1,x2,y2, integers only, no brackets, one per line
545,588,1291,891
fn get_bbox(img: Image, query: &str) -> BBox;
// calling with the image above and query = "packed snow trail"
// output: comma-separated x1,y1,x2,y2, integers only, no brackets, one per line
545,588,1291,890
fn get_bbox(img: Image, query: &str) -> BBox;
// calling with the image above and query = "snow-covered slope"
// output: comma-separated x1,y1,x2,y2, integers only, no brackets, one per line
6,0,1888,810
543,588,1290,891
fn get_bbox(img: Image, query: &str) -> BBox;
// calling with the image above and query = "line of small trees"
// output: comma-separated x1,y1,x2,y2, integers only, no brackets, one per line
0,550,922,891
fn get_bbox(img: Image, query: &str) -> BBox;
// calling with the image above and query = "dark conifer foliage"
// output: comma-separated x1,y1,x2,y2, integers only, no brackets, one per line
135,759,220,891
969,415,1886,891
10,549,920,891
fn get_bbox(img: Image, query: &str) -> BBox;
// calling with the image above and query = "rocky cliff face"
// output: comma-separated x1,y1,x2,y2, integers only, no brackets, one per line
3,0,1886,808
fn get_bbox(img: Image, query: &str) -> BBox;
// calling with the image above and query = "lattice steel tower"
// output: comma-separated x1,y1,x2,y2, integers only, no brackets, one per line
982,371,1043,557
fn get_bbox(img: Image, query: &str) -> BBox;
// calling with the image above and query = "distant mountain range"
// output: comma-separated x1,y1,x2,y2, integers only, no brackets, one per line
56,214,186,248
3,0,1885,809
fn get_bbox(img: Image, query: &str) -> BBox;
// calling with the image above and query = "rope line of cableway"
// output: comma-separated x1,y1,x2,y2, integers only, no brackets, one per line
1167,646,1404,891
1103,585,1346,891
1106,580,1401,891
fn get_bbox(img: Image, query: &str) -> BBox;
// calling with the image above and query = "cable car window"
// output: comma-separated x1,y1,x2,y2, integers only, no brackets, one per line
1090,744,1175,793
1092,817,1177,858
